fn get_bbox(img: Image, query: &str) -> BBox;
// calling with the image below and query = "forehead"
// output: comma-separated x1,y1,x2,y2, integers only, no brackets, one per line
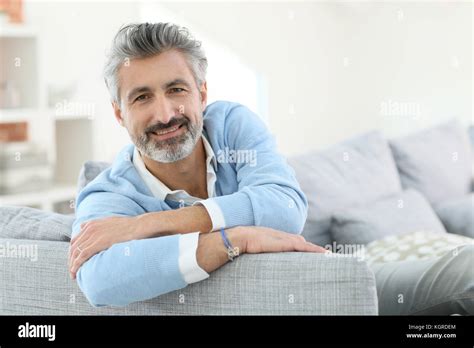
118,49,195,96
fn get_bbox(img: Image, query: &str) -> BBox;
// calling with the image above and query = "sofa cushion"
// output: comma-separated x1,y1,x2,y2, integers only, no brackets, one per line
389,120,471,205
434,193,474,238
289,131,402,246
0,206,74,241
77,160,111,193
331,189,446,246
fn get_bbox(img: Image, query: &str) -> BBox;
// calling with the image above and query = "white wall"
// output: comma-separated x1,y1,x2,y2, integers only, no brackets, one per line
160,1,472,155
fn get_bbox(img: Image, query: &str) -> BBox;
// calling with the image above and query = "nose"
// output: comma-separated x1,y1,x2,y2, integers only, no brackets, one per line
151,95,178,125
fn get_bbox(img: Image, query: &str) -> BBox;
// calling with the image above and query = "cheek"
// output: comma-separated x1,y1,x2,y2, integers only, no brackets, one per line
122,117,142,138
125,110,149,134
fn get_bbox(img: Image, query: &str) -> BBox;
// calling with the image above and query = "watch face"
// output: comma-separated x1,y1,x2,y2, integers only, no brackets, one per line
228,246,239,260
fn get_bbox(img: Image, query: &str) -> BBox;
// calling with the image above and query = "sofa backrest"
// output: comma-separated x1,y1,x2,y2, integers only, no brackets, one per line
288,131,402,246
389,119,471,205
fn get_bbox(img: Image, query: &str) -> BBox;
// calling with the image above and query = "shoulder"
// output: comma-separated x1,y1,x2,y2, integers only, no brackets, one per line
203,101,267,145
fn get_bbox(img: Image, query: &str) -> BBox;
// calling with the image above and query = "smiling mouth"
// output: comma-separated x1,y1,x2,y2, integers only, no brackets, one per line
150,122,186,141
153,124,183,135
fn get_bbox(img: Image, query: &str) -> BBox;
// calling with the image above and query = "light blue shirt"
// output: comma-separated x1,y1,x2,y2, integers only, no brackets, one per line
72,101,308,307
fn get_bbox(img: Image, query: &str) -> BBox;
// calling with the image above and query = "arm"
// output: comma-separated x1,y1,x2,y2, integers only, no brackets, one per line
196,226,326,273
75,223,325,307
199,103,308,233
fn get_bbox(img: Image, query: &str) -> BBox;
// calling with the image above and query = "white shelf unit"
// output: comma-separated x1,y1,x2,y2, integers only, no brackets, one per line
0,24,93,213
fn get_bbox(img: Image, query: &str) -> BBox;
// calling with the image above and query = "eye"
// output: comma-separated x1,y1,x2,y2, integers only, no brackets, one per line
134,94,149,102
169,87,186,94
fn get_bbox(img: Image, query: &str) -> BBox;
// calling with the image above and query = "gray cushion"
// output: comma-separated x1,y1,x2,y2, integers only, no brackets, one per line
289,131,402,246
434,193,474,238
0,206,74,241
389,120,471,205
76,160,110,193
331,189,446,246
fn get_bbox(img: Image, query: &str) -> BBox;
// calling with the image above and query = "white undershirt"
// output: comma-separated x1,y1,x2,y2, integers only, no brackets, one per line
132,136,225,284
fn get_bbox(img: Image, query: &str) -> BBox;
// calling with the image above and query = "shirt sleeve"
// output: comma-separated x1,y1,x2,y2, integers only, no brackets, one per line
198,104,309,234
193,199,226,231
178,232,210,284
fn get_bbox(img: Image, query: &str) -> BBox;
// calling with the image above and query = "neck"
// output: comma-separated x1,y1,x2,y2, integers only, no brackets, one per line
141,137,208,199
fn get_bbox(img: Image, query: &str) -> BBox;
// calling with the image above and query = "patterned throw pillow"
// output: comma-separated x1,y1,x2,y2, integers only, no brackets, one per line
364,230,474,265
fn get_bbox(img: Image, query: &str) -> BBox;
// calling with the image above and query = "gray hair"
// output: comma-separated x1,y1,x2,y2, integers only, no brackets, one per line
103,22,208,106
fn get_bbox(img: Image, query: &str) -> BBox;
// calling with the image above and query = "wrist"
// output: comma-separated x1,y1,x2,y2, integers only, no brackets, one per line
226,227,247,254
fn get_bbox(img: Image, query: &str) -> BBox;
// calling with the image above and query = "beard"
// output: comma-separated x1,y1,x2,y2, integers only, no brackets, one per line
132,114,203,163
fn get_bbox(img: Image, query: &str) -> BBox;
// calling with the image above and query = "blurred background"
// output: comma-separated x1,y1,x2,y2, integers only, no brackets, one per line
0,0,472,213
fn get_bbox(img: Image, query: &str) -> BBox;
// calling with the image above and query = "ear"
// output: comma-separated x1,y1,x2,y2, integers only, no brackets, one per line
112,101,125,127
199,81,208,111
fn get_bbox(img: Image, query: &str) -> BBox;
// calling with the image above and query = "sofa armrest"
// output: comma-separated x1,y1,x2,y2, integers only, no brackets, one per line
0,206,73,242
0,238,378,315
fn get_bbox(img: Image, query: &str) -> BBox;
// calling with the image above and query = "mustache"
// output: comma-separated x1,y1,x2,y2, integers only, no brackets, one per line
144,116,189,134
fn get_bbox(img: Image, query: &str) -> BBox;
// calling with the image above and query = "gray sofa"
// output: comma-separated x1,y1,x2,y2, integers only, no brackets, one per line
0,206,377,315
0,119,472,315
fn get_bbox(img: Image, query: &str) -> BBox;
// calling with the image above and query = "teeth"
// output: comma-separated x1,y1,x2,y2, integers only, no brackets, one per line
155,125,180,135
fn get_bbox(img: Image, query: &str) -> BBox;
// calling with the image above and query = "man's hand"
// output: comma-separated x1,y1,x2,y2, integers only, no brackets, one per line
68,216,143,279
240,226,328,254
68,205,213,279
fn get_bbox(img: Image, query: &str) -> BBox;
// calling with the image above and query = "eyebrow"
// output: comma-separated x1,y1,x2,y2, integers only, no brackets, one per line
126,78,192,102
163,78,192,90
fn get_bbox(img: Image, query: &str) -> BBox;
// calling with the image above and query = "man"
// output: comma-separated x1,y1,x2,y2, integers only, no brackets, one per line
68,22,326,307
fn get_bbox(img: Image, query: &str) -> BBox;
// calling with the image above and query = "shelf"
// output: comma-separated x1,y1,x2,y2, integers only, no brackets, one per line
0,24,37,38
0,108,54,122
0,108,95,122
0,184,77,211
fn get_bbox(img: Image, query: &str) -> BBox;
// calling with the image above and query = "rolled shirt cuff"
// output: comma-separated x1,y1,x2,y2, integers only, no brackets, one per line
178,232,210,284
194,198,226,231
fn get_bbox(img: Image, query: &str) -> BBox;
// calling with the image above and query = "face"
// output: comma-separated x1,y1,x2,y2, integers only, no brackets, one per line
113,49,207,163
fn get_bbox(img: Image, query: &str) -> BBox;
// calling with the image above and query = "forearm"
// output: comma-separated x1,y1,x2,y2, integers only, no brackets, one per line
76,235,187,307
137,205,213,238
196,227,246,273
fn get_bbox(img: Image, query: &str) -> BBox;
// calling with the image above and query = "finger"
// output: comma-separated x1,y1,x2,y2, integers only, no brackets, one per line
70,222,89,244
307,242,328,253
67,239,80,268
296,235,306,242
69,236,94,270
71,227,89,248
295,240,327,253
71,228,92,253
70,242,98,275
